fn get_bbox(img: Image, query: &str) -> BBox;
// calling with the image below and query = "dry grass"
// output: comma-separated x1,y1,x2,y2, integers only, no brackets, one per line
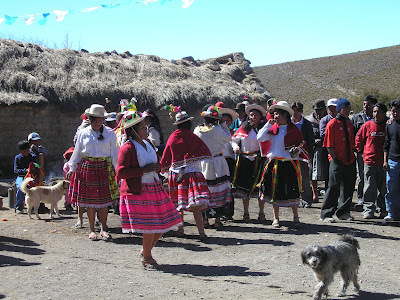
0,39,268,112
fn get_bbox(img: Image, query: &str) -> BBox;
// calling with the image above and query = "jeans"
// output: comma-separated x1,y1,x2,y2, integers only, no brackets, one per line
321,160,356,219
15,176,25,209
356,153,364,202
363,164,386,216
385,159,400,219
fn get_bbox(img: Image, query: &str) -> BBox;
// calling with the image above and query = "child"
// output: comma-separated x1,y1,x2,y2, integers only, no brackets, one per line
383,99,400,221
63,147,74,211
14,140,37,212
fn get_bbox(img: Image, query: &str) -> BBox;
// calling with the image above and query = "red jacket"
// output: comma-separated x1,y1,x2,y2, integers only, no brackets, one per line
117,140,158,195
323,117,356,165
355,120,385,166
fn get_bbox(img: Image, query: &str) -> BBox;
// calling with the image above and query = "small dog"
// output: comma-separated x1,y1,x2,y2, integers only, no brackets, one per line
301,235,360,300
20,177,69,219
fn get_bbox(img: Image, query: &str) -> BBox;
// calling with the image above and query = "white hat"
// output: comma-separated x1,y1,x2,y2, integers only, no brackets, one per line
28,132,41,141
86,104,110,118
105,112,117,122
173,111,194,125
270,101,294,116
327,98,338,107
219,108,238,122
245,104,267,118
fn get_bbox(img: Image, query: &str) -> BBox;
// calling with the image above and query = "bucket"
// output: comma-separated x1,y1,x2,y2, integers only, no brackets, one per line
8,186,16,209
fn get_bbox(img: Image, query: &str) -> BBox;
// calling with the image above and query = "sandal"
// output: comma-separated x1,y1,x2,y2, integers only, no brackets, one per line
176,228,185,237
100,231,112,241
211,220,223,229
141,257,159,269
74,221,83,229
89,232,99,241
243,213,250,221
199,233,208,241
293,217,301,228
258,213,266,222
272,219,280,228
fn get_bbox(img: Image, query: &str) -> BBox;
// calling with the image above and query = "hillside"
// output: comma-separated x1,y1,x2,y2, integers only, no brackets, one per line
0,39,269,112
254,45,400,113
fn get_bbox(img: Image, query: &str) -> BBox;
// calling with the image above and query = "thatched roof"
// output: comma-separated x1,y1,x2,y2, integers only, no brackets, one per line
0,39,270,112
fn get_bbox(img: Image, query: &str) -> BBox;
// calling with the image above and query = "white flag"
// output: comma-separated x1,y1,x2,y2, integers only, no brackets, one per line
54,10,68,22
25,15,35,25
182,0,194,8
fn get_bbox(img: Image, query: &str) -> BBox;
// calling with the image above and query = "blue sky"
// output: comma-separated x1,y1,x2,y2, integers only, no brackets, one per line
0,0,399,66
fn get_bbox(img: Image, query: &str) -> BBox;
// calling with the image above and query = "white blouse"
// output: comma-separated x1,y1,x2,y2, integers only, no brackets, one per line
231,128,261,161
257,123,295,160
132,139,159,183
69,125,119,172
147,127,161,147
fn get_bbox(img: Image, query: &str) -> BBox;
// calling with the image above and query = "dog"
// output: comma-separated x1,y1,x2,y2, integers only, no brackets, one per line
301,235,360,300
20,177,69,219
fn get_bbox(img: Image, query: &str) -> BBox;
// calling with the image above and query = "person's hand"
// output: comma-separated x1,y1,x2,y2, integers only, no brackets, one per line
268,118,276,125
143,163,160,173
383,162,389,172
66,171,73,180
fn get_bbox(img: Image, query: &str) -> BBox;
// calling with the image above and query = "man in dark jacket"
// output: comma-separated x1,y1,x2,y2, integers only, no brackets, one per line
291,102,315,207
352,95,378,209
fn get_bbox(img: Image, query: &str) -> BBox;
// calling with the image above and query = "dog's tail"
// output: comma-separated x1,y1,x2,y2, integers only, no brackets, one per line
20,178,34,195
340,234,360,249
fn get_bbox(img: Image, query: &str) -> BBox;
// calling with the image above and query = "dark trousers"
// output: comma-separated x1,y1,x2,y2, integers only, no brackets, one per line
320,160,356,219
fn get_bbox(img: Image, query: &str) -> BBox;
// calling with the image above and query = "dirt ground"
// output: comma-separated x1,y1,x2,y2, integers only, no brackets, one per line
0,192,399,300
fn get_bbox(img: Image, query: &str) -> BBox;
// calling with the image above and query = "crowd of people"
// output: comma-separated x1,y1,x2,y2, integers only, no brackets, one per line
13,95,400,268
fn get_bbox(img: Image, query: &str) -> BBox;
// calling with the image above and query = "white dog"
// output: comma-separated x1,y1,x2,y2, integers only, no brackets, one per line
20,177,69,219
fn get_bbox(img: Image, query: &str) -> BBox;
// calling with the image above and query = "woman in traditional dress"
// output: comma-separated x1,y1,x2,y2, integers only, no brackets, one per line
231,104,267,222
257,101,309,228
161,111,212,240
142,109,165,156
67,104,119,240
194,106,232,228
117,111,182,268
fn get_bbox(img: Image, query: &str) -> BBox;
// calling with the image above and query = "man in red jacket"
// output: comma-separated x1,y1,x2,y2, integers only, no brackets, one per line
320,98,356,222
355,103,388,219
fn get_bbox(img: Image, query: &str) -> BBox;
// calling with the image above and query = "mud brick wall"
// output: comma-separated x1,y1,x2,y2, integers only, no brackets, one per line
0,104,203,178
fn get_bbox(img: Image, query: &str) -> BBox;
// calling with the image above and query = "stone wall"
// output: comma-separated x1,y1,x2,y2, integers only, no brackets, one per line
0,104,204,178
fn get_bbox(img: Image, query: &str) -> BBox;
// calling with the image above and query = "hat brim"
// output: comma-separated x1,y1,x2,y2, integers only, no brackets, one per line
122,116,146,130
86,112,110,119
173,116,194,125
270,104,294,116
219,108,238,122
245,104,267,118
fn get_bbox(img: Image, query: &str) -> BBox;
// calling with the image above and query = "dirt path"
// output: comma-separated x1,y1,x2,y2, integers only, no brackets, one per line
1,195,399,300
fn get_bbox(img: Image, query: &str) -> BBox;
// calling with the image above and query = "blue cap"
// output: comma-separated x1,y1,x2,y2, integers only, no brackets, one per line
336,98,351,112
105,112,117,122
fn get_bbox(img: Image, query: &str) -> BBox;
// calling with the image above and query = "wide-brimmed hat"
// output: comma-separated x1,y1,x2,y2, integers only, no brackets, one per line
219,108,238,122
270,101,294,116
234,102,246,112
121,111,146,130
313,99,326,110
245,104,267,118
86,104,110,118
28,132,41,141
201,106,221,120
173,111,194,125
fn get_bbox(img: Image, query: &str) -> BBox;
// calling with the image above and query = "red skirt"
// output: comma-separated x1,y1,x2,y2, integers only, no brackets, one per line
68,157,116,208
120,181,182,233
168,171,210,211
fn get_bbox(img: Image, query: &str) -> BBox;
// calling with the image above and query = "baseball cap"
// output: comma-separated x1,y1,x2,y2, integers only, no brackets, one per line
327,98,338,107
28,132,41,141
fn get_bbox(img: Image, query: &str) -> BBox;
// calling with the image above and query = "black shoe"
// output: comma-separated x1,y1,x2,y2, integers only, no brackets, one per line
65,204,73,212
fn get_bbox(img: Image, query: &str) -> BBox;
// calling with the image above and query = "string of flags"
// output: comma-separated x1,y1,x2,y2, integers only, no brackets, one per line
0,0,194,26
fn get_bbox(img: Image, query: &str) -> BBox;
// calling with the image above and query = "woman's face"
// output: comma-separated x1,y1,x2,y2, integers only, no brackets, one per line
90,117,105,131
249,109,262,127
135,121,148,140
222,115,233,127
273,110,288,125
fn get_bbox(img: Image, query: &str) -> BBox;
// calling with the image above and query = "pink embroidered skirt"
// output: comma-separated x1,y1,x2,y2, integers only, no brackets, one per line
168,171,210,211
120,181,182,233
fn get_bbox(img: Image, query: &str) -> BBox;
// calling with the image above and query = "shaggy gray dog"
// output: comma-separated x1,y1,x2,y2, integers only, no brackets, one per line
301,235,360,300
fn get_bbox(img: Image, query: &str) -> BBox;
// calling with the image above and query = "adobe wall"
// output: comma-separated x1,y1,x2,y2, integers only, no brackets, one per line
0,104,204,178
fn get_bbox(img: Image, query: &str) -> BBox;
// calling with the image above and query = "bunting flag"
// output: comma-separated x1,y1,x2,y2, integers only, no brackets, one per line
0,0,194,26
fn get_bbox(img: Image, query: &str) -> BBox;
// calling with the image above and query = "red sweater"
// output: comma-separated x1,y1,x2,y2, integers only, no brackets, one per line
117,140,158,196
355,120,385,166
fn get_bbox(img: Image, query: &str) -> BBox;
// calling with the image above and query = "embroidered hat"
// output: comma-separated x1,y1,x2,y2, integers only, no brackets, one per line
313,99,326,110
201,106,222,119
219,108,238,122
270,101,294,116
327,98,338,107
245,104,267,118
86,104,110,118
27,132,41,141
336,98,351,112
121,111,146,130
173,111,194,125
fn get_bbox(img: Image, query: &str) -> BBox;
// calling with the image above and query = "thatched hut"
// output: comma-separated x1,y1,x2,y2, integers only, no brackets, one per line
0,39,270,177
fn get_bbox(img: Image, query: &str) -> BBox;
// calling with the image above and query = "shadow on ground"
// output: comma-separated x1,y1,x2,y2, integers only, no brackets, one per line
0,235,45,267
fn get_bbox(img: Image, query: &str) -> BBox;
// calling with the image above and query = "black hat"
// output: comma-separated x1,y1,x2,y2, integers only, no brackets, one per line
234,103,246,112
313,99,326,110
